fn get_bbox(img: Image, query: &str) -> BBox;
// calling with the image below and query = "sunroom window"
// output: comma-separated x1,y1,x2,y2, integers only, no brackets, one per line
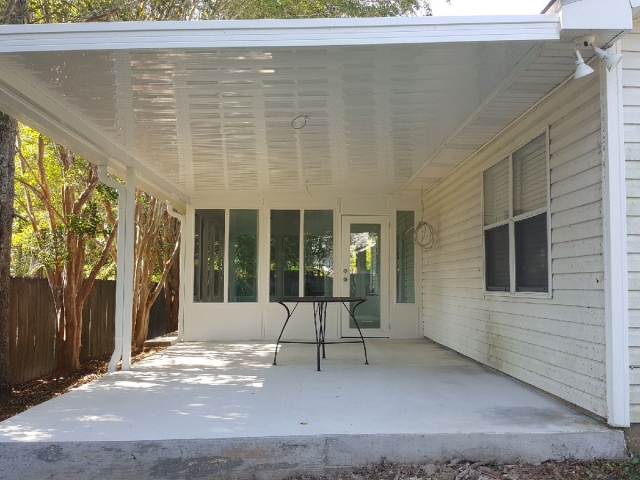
194,209,259,303
483,133,549,294
193,209,225,302
270,210,333,300
228,210,259,303
396,211,415,303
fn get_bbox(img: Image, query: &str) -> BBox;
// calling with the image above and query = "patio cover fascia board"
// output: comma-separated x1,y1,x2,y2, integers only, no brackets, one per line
0,15,562,53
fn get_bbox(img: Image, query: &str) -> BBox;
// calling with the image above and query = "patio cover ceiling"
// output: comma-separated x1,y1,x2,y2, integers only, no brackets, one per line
0,15,625,207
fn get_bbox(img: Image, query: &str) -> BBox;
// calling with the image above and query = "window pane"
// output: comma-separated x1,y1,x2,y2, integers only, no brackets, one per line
194,209,224,303
228,210,258,303
485,225,510,292
270,210,300,300
304,210,333,297
350,223,382,329
513,133,547,217
515,213,548,293
483,158,510,226
396,211,415,303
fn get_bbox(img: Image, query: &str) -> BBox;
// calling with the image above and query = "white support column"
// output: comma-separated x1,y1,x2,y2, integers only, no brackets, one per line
98,166,126,373
601,42,631,427
166,202,185,342
121,166,136,370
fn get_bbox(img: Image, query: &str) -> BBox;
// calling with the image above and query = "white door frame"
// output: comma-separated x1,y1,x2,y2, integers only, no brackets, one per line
340,215,390,338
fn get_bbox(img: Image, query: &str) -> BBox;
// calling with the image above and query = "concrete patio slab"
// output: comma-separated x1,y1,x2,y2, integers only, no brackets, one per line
0,340,626,480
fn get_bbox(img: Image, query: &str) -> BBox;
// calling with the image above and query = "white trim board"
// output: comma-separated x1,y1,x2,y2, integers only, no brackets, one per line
0,16,561,53
600,41,631,427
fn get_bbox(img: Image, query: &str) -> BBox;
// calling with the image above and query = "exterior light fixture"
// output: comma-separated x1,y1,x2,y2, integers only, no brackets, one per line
592,46,623,71
572,35,623,80
574,49,595,80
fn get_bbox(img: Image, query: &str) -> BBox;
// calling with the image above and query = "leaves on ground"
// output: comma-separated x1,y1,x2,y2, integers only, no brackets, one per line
287,458,639,480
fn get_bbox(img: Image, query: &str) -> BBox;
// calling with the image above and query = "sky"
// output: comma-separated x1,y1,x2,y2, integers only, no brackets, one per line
430,0,552,16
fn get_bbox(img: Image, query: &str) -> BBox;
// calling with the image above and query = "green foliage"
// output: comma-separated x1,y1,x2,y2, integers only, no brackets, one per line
231,234,257,298
228,0,431,19
11,125,115,279
0,0,429,24
619,456,640,480
68,201,100,236
95,182,118,205
34,224,69,268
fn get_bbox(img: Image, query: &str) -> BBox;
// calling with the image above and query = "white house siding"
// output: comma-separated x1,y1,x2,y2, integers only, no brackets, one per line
623,24,640,423
421,66,607,417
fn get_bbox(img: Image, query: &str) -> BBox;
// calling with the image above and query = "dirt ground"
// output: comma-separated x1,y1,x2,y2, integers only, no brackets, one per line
288,458,640,480
1,349,638,480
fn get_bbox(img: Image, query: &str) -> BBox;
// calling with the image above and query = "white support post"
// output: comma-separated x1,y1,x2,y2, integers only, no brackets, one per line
98,166,126,373
121,166,136,370
601,42,631,427
166,202,185,342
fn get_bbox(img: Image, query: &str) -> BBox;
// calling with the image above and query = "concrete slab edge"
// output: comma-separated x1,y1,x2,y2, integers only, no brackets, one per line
0,431,627,480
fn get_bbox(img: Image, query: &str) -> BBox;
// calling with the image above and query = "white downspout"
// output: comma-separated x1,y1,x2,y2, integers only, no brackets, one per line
97,166,127,373
166,202,185,342
121,167,136,370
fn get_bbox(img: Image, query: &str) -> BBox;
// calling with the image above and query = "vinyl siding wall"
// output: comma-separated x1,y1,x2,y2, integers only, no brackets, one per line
623,24,640,423
422,65,607,417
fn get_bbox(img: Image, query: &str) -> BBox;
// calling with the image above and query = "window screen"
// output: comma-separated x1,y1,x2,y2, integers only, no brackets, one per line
515,213,548,293
396,211,415,303
304,210,333,297
270,210,300,299
513,134,547,217
485,225,510,292
483,132,550,295
483,158,509,226
193,209,225,303
228,210,258,302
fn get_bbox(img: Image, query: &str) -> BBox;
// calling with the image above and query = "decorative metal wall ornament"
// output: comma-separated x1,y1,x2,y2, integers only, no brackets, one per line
409,187,438,252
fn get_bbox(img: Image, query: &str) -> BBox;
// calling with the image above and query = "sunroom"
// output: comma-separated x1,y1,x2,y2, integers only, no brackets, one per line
0,0,633,434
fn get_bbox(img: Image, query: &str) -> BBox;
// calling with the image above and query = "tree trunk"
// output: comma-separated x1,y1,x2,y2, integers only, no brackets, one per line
55,296,83,373
133,297,153,350
0,0,26,404
0,113,17,401
164,245,180,333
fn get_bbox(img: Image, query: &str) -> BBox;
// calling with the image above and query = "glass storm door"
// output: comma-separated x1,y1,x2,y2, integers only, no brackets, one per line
341,216,389,337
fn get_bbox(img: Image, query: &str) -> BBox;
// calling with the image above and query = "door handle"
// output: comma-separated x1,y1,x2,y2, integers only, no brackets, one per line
343,277,348,282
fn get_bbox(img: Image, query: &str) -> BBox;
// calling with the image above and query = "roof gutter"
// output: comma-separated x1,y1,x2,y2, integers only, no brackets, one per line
0,15,561,53
548,0,633,42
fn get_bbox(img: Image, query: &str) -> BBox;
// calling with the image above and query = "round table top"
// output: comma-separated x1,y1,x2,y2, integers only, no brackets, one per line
273,296,367,303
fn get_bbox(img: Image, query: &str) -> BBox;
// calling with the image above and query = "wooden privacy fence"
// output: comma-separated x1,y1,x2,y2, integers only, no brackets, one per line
8,277,57,383
8,277,166,384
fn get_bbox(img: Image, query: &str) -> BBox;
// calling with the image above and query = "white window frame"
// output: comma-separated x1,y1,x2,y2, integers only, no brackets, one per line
193,206,261,304
268,208,336,301
482,126,552,298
